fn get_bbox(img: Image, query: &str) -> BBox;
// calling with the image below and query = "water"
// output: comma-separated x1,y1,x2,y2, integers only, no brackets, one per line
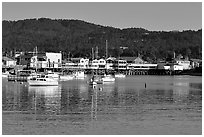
2,75,202,135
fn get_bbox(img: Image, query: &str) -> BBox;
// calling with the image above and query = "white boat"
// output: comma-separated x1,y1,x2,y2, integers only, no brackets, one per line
89,75,103,85
102,75,115,82
60,75,75,81
115,73,126,78
73,71,86,79
28,75,58,86
46,71,59,79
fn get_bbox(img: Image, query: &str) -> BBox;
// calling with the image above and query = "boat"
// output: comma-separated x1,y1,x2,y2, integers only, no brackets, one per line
46,70,59,80
101,74,115,82
28,75,58,86
88,75,103,85
115,73,126,78
60,75,75,81
73,71,86,79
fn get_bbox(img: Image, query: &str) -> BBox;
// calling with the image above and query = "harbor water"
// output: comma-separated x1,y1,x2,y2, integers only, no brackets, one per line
2,75,202,135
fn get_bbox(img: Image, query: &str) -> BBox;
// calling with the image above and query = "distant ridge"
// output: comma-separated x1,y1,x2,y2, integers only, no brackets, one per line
2,18,202,60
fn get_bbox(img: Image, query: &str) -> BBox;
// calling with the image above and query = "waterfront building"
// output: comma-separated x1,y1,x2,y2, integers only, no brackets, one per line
62,58,89,69
116,58,127,70
15,53,33,66
106,57,116,70
46,52,62,68
190,59,202,68
30,55,47,68
98,58,106,69
29,52,62,69
2,56,16,68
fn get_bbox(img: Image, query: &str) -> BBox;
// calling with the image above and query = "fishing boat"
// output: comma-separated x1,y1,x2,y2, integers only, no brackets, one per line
115,73,126,78
101,74,115,82
28,75,58,86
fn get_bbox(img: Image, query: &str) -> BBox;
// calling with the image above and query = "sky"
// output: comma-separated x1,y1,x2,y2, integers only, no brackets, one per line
2,2,202,31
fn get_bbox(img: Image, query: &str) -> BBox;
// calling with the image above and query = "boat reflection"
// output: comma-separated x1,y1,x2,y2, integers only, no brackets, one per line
28,85,61,114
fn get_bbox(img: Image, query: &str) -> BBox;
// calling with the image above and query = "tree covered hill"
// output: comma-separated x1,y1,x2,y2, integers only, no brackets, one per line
2,18,202,61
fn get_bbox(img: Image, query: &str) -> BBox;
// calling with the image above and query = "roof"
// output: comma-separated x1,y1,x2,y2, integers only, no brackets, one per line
119,57,136,61
106,57,116,60
71,58,83,60
2,56,16,61
190,59,202,62
134,57,144,63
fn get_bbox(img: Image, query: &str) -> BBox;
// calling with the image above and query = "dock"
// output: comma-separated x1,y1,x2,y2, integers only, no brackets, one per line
7,75,28,82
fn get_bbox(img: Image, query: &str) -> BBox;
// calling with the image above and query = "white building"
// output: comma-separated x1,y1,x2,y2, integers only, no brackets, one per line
117,59,127,70
30,52,62,69
106,57,116,70
78,58,89,69
46,52,62,68
2,56,16,67
89,58,106,69
62,58,89,69
30,55,47,68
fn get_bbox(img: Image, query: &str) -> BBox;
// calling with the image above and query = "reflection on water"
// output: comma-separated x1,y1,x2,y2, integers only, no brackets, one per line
2,75,202,134
2,76,202,114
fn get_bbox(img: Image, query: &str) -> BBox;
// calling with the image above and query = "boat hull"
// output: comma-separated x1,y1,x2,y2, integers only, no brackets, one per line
60,75,74,81
28,80,58,86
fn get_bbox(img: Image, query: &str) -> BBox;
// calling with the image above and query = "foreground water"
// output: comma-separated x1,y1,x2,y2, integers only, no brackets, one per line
2,75,202,135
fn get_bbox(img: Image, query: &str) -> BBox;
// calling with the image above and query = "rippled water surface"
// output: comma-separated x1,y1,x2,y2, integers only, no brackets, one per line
2,75,202,135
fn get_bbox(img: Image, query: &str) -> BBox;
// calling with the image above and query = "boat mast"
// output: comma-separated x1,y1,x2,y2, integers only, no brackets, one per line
106,40,108,59
35,46,38,72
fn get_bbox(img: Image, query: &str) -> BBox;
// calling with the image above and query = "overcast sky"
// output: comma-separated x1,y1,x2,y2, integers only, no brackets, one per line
2,2,202,31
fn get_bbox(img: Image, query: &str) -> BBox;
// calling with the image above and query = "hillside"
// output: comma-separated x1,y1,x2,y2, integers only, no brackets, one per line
2,18,202,61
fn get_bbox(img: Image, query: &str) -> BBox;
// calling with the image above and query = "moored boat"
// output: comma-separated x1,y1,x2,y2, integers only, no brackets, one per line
46,71,59,79
102,74,115,82
73,71,86,79
28,75,58,86
115,73,126,78
60,75,75,81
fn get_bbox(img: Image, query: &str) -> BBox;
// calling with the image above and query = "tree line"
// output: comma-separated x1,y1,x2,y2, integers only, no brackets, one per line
2,18,202,62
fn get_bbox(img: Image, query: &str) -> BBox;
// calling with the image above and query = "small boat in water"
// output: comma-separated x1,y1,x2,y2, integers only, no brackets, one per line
102,74,115,82
73,71,86,79
28,75,58,86
115,73,126,78
89,75,103,85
